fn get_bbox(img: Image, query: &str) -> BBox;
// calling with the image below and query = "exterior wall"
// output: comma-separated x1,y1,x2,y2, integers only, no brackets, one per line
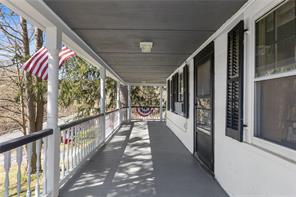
166,0,296,196
166,59,194,153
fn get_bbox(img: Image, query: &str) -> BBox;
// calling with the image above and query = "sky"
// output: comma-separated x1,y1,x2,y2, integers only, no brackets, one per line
0,3,43,67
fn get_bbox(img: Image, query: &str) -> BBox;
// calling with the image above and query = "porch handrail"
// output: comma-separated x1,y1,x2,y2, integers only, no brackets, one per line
131,105,165,108
0,128,52,197
0,128,53,153
59,108,126,130
105,108,121,115
59,114,104,130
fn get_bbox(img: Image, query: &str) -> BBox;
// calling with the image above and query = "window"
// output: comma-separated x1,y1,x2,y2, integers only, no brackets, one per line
171,73,178,112
255,0,296,150
168,65,189,118
183,65,189,118
170,79,174,111
167,80,171,111
178,73,184,102
226,21,244,142
256,0,296,77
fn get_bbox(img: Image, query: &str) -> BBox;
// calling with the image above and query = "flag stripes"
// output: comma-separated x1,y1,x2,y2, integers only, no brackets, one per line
21,46,76,80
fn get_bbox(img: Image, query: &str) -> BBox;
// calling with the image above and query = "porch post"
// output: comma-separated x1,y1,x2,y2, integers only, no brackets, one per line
46,26,61,197
127,84,131,122
100,67,106,139
116,81,121,123
160,86,163,121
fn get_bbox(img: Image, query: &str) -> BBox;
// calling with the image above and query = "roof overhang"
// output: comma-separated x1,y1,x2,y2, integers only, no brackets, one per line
3,0,248,85
2,0,127,84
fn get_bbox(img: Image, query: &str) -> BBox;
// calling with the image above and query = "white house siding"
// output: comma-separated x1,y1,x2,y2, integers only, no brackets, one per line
166,0,296,196
166,58,195,153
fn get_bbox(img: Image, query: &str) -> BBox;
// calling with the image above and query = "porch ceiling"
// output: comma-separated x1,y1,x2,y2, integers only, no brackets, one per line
44,0,247,84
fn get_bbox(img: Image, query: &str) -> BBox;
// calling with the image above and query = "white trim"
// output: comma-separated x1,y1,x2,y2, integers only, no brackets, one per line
168,62,188,79
166,116,186,132
0,0,50,30
247,0,296,162
197,127,211,136
160,86,163,121
131,83,166,87
251,137,296,163
254,70,296,82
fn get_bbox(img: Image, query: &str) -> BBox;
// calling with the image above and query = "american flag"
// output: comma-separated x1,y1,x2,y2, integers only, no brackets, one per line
21,46,76,80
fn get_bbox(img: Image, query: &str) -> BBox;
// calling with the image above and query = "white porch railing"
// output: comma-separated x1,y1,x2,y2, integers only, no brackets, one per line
0,108,127,196
59,114,102,185
105,109,121,139
0,129,53,197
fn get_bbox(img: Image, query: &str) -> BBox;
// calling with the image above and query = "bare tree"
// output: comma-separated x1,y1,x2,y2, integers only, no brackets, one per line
0,4,46,173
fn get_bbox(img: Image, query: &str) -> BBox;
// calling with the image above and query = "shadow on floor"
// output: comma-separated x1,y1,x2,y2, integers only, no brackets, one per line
59,121,228,197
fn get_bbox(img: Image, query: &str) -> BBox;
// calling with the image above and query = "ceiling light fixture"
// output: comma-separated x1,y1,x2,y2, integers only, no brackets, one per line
140,42,153,53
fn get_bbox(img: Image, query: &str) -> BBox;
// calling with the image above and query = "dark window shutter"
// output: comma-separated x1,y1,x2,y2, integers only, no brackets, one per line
167,80,171,110
175,73,178,103
226,20,244,142
183,65,189,118
171,78,175,111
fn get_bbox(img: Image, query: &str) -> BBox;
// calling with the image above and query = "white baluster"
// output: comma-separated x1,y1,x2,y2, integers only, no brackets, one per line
84,123,87,156
62,130,66,178
68,128,72,171
66,129,70,175
82,123,85,159
84,123,87,157
35,139,41,197
79,126,82,162
26,143,33,197
85,123,89,155
91,121,93,151
81,124,84,159
87,121,91,154
74,126,78,167
4,151,11,197
76,127,80,163
43,137,48,195
89,121,92,152
16,147,23,197
70,127,74,170
91,120,95,151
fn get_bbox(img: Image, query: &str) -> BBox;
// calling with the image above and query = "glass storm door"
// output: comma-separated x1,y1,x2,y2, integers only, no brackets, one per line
194,43,214,173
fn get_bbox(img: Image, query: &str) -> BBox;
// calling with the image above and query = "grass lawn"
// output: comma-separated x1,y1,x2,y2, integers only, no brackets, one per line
0,163,44,197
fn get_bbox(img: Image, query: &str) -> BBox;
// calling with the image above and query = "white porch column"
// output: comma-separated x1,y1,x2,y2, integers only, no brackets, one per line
100,67,106,139
116,81,121,123
46,26,61,197
127,84,131,122
160,86,163,121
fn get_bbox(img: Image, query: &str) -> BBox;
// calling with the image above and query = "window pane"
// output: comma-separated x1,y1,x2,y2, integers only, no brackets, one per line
276,0,295,41
179,73,184,102
255,76,296,150
197,59,211,96
276,36,296,71
196,108,211,131
255,0,296,77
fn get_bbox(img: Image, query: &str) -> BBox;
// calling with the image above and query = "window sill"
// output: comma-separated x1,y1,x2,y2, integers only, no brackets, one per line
167,110,186,119
250,136,296,164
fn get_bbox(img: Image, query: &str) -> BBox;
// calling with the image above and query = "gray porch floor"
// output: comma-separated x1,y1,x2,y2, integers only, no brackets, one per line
59,121,228,197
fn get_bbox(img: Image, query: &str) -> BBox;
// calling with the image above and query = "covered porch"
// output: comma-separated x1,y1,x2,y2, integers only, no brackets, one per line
0,0,248,196
4,0,295,197
59,121,227,197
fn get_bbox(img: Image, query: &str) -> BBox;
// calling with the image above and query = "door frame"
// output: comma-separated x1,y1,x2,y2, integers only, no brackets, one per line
193,42,215,174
